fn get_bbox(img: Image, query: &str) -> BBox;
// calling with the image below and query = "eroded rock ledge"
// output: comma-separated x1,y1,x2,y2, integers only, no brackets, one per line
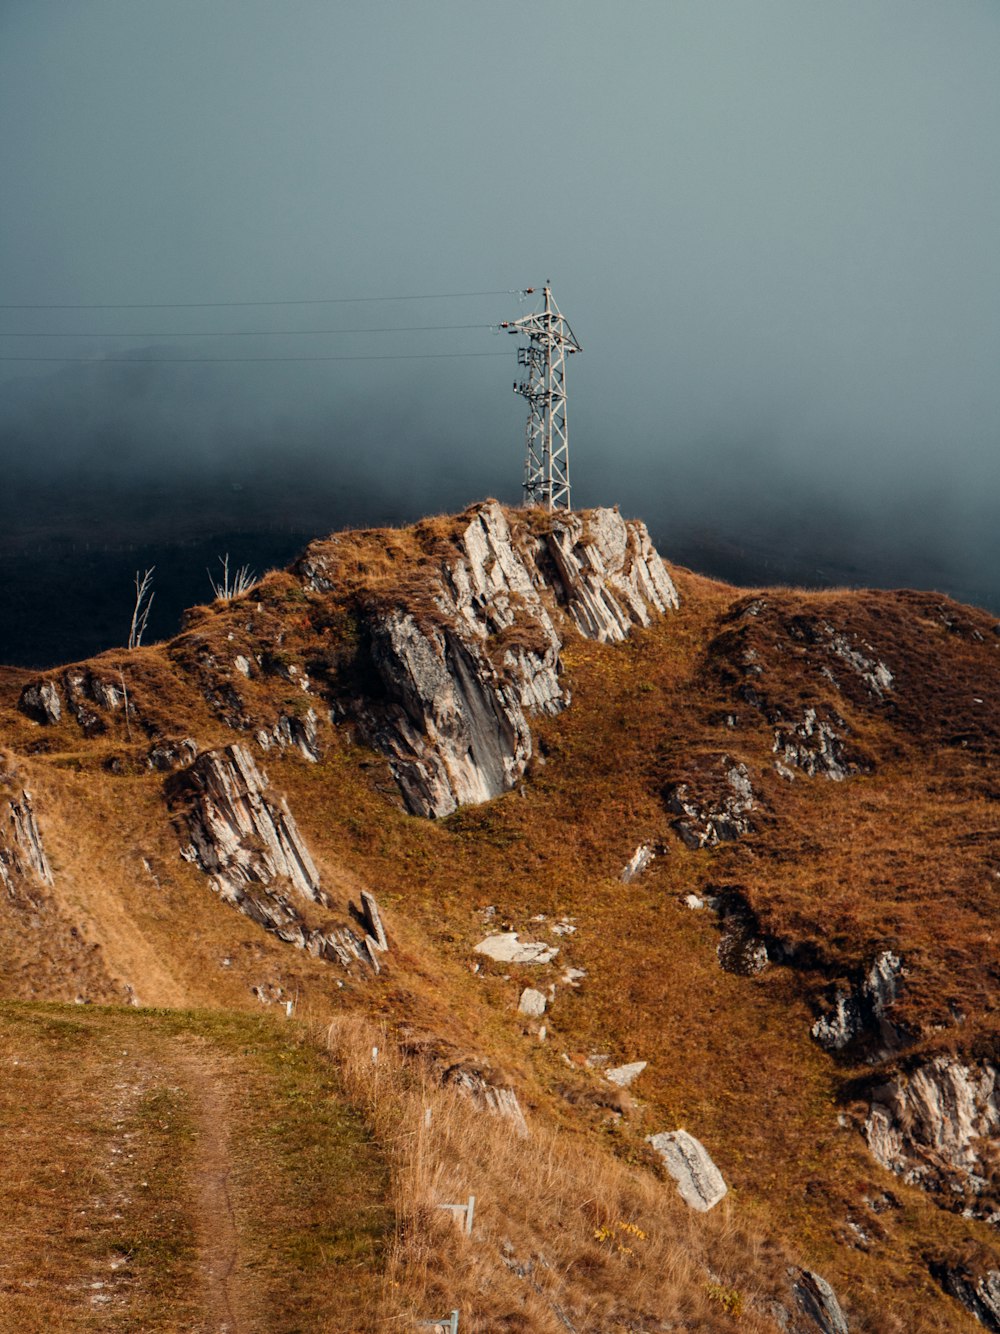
170,745,382,971
303,501,678,817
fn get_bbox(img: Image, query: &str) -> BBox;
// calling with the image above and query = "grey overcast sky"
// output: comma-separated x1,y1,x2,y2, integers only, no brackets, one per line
2,1,1000,637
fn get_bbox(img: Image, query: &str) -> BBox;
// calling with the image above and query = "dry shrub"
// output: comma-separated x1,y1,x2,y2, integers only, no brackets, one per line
326,1014,786,1333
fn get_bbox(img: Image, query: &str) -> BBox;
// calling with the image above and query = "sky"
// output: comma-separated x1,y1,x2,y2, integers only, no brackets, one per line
1,1,999,661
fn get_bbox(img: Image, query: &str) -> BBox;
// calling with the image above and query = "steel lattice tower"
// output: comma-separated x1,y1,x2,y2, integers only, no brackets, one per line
501,285,582,511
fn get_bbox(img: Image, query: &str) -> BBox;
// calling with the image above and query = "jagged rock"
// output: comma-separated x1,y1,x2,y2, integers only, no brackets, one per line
646,1130,728,1211
18,679,62,725
259,708,321,762
58,667,131,737
620,843,655,883
543,506,679,641
172,744,323,904
773,708,868,781
518,987,546,1017
170,745,381,973
307,502,677,818
665,758,755,848
932,1263,1000,1331
790,1268,850,1333
147,738,198,772
1,789,54,892
824,627,893,697
812,952,904,1052
606,1061,646,1088
475,932,559,965
863,1055,999,1218
360,889,388,951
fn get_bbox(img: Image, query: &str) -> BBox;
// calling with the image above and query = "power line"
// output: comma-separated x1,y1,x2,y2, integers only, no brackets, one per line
0,323,496,339
0,350,512,364
0,288,527,311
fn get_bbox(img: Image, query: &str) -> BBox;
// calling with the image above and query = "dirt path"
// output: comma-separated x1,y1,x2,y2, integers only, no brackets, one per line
171,1042,244,1334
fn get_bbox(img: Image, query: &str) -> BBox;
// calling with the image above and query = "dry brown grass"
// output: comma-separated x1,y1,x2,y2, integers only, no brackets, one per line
1,507,996,1330
326,1012,788,1333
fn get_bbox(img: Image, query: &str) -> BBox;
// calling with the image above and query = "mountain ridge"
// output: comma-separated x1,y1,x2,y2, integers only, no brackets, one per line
1,500,999,1330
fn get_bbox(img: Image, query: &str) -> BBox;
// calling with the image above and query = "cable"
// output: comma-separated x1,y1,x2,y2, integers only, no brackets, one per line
0,323,496,339
0,288,528,311
0,350,512,363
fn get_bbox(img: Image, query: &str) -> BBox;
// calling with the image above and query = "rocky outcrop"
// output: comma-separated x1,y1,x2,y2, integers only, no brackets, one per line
789,1269,850,1334
647,1129,728,1211
257,708,321,762
170,744,381,972
543,506,679,641
620,843,655,883
1,789,54,893
175,744,323,904
773,708,868,782
863,1055,999,1219
18,679,62,726
444,1064,528,1133
304,502,678,818
932,1263,1000,1331
147,737,198,772
665,757,755,848
811,952,905,1054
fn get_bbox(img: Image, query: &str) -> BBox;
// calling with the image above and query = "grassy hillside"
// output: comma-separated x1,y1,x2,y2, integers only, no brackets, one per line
0,505,997,1330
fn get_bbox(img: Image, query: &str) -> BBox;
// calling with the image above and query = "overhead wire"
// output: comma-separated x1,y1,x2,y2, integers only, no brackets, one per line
0,323,497,338
0,288,528,311
0,350,512,363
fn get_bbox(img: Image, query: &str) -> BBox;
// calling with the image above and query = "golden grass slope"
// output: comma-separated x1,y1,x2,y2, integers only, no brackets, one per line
0,506,998,1329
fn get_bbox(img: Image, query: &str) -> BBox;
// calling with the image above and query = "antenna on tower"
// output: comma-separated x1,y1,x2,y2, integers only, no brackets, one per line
501,284,582,511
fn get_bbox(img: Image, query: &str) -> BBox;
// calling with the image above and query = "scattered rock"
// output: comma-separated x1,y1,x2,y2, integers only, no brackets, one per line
683,893,705,910
811,951,905,1053
790,1268,850,1333
475,932,559,965
444,1064,528,1134
359,890,388,951
620,843,655,883
606,1061,646,1088
646,1129,728,1211
518,987,547,1017
561,967,586,986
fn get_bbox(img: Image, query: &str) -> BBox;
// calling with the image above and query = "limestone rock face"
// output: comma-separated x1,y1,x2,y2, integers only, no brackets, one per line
543,506,679,641
647,1129,728,1211
306,501,678,819
175,744,322,904
864,1055,999,1219
0,789,54,893
169,745,380,972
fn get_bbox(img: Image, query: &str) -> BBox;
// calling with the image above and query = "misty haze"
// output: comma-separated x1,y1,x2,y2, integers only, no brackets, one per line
2,2,999,666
